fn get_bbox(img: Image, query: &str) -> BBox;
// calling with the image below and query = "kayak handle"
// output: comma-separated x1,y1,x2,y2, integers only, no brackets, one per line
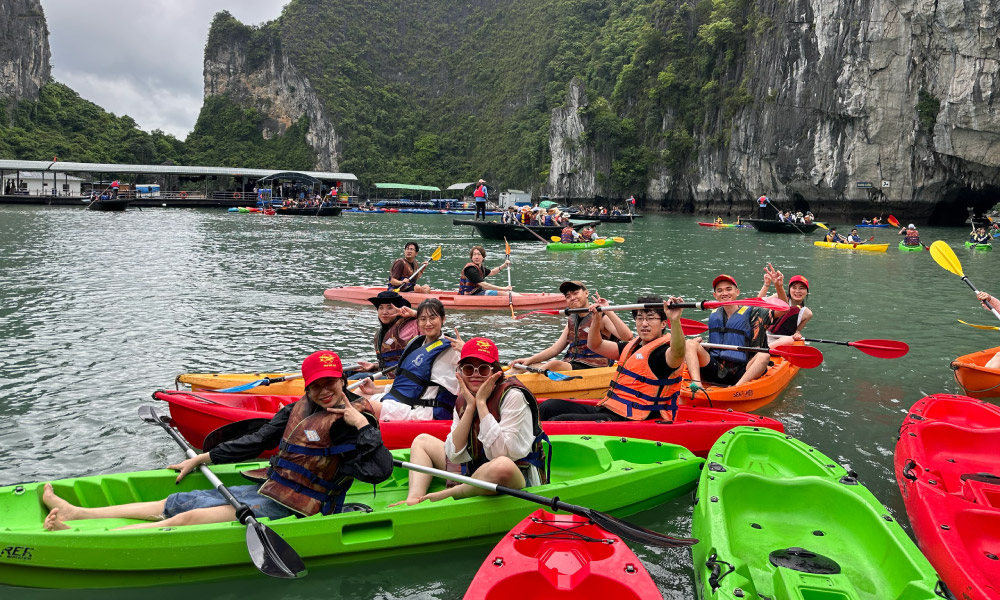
705,552,734,592
902,459,918,481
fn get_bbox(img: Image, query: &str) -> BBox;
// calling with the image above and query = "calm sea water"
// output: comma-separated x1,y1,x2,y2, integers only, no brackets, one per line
0,205,995,598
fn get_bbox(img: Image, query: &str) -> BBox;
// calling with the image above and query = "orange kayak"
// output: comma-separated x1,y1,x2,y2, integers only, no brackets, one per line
678,351,801,412
951,345,1000,398
323,286,566,311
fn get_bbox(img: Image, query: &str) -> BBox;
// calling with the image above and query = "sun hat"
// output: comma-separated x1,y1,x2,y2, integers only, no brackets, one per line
367,290,411,308
559,280,586,294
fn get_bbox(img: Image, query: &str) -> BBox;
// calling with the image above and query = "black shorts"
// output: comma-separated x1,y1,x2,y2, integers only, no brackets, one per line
568,360,602,370
701,356,746,386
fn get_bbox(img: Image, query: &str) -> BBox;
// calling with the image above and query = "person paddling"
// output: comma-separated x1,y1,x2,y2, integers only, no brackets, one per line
823,228,847,243
510,281,632,373
969,226,991,245
758,265,812,348
559,223,578,243
685,275,770,392
388,241,431,294
41,351,393,531
388,337,547,506
899,223,921,246
845,228,864,244
354,291,419,380
539,294,687,421
359,298,463,421
972,292,1000,369
458,245,512,296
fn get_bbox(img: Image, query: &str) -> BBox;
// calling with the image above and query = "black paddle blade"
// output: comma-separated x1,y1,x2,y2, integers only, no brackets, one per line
584,508,698,548
246,519,307,579
137,405,161,425
203,418,271,452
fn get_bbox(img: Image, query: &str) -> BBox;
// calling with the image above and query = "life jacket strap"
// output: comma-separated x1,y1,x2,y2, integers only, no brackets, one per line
614,365,681,388
278,440,357,457
606,389,679,417
265,470,350,515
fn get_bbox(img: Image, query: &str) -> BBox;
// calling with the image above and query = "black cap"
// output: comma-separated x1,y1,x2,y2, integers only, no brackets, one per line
367,290,411,308
559,280,586,294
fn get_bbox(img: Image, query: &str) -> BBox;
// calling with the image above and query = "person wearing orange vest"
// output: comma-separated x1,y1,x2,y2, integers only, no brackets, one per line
39,351,394,531
388,337,546,507
473,179,488,221
898,223,921,246
538,294,687,421
510,280,632,373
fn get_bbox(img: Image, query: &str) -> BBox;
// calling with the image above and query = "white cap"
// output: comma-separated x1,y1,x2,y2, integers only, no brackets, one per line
908,224,915,229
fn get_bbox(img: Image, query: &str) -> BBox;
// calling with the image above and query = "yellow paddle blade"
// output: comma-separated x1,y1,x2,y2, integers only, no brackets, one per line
958,319,1000,331
612,236,625,243
430,246,443,261
594,238,606,246
814,222,829,230
550,236,561,242
930,240,963,277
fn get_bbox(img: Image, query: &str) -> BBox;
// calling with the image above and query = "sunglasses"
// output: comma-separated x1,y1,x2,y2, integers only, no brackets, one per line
459,364,494,377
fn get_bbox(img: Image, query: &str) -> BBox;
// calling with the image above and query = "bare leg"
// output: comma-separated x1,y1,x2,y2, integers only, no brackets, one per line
43,483,166,525
367,399,382,420
421,457,525,502
388,434,446,507
415,284,432,294
118,504,237,530
684,340,711,384
734,353,770,386
985,352,1000,370
767,335,795,349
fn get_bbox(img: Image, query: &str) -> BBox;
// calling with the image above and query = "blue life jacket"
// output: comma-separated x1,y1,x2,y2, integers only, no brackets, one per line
384,336,456,419
707,306,753,364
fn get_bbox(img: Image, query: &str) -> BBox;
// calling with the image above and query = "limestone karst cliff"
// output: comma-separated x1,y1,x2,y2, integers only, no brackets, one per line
0,0,51,108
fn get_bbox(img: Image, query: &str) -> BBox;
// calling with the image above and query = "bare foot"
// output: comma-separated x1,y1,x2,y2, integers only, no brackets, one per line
419,489,454,503
42,483,82,521
387,498,424,508
43,508,71,531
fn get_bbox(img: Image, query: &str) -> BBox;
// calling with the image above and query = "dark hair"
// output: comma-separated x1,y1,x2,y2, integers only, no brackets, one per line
470,245,486,259
631,295,666,320
405,241,419,252
416,297,445,320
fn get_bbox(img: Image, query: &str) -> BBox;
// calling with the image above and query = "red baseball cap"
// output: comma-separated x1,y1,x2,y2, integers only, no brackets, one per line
460,337,500,363
301,350,344,388
788,275,810,290
712,274,738,289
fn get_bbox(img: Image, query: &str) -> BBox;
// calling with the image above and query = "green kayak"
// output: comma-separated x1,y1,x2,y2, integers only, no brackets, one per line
546,238,619,251
691,427,943,600
898,241,924,251
965,240,993,251
0,435,701,589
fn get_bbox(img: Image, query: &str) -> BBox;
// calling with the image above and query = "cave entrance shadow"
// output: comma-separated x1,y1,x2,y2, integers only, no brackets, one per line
929,188,1000,226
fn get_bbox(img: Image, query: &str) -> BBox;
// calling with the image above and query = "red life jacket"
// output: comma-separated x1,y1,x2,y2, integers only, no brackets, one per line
563,313,610,367
252,398,372,516
560,227,575,243
598,336,681,421
375,317,418,376
580,229,594,242
461,377,548,484
458,262,486,295
474,185,486,198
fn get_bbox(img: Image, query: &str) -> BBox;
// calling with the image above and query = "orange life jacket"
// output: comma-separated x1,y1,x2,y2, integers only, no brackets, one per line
560,226,575,243
458,262,486,295
598,336,681,421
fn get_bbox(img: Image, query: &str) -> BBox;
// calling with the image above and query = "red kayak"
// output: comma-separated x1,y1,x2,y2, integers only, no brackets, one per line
463,509,659,599
153,389,784,458
894,393,1000,600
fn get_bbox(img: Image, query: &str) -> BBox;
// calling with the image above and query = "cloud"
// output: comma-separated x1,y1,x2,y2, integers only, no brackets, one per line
41,0,286,138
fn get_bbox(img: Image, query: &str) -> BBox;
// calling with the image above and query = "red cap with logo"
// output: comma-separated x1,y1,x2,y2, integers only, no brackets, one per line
460,337,500,363
788,275,810,290
301,351,344,388
712,274,738,289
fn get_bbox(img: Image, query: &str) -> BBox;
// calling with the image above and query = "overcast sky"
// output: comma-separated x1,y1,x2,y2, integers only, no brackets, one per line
41,0,287,139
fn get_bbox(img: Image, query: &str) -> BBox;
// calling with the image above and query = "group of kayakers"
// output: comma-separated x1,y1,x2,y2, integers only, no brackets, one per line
387,242,511,296
822,227,865,244
968,225,993,245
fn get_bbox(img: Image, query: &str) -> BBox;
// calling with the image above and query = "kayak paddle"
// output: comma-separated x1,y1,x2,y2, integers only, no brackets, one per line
392,459,697,548
514,219,551,244
560,297,791,314
207,363,383,393
504,237,514,319
699,343,824,369
138,405,307,579
506,363,583,382
393,246,442,292
801,338,909,359
957,319,1000,331
929,240,1000,321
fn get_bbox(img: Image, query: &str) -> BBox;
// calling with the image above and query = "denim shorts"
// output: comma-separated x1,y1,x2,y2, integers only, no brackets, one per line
483,290,498,296
163,484,294,521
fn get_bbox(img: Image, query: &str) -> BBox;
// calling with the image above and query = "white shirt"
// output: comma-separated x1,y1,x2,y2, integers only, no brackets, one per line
376,344,459,421
444,388,539,485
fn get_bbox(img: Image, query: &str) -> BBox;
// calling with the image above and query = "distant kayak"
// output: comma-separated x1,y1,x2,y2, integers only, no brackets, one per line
856,223,888,227
950,345,1000,398
813,241,889,252
546,239,618,251
898,241,925,251
463,509,660,600
965,241,993,251
322,285,566,311
697,222,750,228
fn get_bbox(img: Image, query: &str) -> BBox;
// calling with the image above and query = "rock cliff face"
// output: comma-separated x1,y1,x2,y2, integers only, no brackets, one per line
548,79,602,199
549,0,1000,221
203,16,340,171
0,0,50,106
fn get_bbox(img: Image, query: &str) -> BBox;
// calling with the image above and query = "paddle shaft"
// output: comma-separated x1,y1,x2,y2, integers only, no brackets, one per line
563,299,782,314
962,276,1000,320
504,237,514,318
514,219,551,244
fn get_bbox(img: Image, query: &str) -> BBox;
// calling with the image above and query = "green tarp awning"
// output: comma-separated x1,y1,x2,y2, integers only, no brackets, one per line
374,183,441,191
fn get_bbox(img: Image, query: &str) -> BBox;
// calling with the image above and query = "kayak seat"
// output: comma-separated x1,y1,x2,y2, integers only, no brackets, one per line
718,475,931,599
916,422,1000,492
954,507,1000,582
916,394,1000,428
719,434,832,478
601,437,692,468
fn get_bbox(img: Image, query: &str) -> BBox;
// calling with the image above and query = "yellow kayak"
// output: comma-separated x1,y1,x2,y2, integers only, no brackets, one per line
177,366,616,399
813,241,888,252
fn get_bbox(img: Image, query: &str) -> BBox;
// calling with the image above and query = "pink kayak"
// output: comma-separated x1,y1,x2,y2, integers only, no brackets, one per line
153,389,785,458
323,286,566,311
